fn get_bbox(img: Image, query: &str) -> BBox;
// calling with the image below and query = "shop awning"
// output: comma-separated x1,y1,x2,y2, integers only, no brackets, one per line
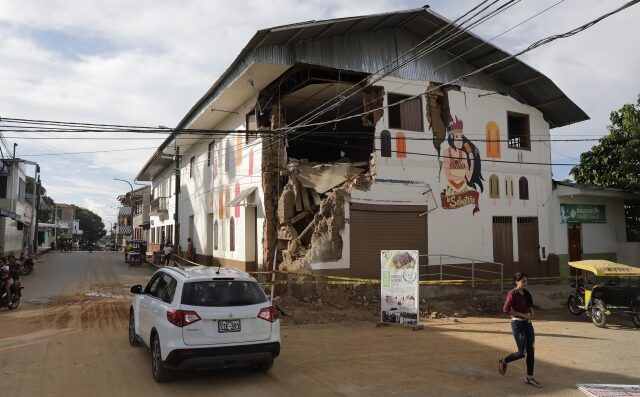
228,187,257,207
0,208,21,221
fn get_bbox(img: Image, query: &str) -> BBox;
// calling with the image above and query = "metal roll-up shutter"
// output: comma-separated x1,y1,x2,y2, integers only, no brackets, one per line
350,203,428,279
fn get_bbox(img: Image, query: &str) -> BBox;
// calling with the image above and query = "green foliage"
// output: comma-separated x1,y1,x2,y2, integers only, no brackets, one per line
38,196,56,223
26,176,46,196
75,207,106,242
570,95,640,241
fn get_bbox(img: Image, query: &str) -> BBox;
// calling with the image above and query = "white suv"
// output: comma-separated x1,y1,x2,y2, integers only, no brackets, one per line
129,266,280,382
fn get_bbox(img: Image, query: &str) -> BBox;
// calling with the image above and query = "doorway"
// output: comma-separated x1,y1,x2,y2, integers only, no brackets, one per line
568,224,582,276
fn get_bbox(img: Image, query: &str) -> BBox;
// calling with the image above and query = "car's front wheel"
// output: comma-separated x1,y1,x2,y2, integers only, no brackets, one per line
151,334,172,382
128,310,140,347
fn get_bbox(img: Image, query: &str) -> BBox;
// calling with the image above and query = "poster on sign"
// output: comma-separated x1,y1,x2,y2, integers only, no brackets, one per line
380,250,420,327
577,384,640,397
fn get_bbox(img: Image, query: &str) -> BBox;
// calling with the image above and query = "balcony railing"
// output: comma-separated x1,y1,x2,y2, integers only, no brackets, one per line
150,197,168,215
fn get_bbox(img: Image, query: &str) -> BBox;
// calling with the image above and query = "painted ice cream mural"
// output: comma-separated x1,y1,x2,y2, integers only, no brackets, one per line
441,116,484,214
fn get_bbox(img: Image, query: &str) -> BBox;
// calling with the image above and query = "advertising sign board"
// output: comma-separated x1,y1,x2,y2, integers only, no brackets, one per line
380,250,419,326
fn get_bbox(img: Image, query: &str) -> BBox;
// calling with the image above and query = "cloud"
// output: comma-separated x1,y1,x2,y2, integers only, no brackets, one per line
0,0,638,209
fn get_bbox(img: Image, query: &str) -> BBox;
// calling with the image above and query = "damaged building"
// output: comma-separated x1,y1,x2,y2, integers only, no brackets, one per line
136,7,605,278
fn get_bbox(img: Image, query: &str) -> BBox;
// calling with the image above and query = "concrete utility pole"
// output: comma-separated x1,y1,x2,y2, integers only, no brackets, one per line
53,204,57,249
32,171,41,254
29,164,39,252
174,145,180,250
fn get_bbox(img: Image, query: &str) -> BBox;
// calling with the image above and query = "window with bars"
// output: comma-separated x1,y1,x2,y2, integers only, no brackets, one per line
229,217,235,252
507,112,530,150
207,141,214,167
214,220,218,250
246,110,257,143
493,216,512,224
505,176,514,198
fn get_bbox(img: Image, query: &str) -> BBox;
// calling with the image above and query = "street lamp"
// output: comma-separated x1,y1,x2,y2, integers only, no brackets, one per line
113,178,134,197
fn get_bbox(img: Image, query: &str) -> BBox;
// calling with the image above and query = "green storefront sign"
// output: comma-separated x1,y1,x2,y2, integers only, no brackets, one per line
560,204,606,224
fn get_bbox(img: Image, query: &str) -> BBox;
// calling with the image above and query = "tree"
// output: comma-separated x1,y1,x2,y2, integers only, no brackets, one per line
76,207,106,242
39,196,56,223
570,94,640,241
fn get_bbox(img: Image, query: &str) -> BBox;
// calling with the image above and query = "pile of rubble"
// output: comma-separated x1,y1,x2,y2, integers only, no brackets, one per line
277,158,372,273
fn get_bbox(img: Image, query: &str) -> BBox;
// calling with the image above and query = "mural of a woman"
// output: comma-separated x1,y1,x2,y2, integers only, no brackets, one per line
441,116,484,214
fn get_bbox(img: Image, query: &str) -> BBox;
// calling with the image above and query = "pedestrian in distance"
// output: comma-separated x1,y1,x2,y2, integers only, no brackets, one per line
187,237,195,262
498,272,541,388
162,240,173,266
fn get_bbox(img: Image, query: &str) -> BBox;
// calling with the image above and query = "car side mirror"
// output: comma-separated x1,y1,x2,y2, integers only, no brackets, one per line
130,285,143,294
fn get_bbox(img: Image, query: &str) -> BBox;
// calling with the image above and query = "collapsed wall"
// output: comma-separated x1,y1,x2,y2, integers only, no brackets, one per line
277,160,369,273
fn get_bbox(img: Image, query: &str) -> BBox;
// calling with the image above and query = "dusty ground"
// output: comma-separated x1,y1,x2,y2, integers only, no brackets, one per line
1,253,638,396
2,293,639,396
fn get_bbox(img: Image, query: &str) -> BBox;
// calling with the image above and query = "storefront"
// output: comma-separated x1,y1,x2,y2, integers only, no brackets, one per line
550,181,640,276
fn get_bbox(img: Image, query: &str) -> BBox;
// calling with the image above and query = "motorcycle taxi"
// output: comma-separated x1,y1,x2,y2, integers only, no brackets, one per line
567,260,640,328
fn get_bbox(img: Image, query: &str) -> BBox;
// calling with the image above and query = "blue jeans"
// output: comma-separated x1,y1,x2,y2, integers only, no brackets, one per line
504,320,535,376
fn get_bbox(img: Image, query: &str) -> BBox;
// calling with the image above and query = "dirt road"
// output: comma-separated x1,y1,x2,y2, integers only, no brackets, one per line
1,252,638,396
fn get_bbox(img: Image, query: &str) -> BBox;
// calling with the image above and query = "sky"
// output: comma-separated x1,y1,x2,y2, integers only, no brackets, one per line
0,0,639,228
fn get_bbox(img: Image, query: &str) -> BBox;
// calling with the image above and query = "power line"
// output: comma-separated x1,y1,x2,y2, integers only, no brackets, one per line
279,0,640,132
288,0,521,131
21,146,159,157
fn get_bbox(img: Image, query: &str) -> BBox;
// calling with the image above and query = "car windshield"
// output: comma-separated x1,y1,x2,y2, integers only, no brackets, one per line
181,280,267,307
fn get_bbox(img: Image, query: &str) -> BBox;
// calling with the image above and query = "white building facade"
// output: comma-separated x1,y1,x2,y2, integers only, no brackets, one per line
137,8,597,277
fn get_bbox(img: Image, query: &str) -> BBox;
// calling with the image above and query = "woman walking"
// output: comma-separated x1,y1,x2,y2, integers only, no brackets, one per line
498,272,541,388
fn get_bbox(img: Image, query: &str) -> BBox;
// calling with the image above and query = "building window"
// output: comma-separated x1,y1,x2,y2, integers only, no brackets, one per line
396,132,407,158
225,140,232,172
388,93,423,132
18,178,26,201
505,176,514,198
190,156,195,178
246,110,257,143
0,175,6,198
207,141,214,167
519,177,529,200
380,130,392,157
229,217,235,252
235,135,243,166
214,220,218,250
486,121,501,158
489,175,500,198
507,112,530,150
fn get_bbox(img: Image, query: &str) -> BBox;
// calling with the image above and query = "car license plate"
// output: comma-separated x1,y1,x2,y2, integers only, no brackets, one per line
218,320,241,333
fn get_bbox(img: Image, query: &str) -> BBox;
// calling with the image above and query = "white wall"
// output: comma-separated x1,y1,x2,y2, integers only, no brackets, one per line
549,195,627,256
343,78,553,265
179,97,265,266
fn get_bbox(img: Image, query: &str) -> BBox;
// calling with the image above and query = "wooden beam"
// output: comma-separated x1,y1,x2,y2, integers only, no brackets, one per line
316,23,336,39
285,28,305,44
370,14,395,31
533,96,565,107
487,61,519,76
510,75,544,88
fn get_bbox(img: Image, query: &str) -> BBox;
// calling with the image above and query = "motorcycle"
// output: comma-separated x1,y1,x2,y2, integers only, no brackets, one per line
567,277,586,315
21,257,35,276
0,279,22,310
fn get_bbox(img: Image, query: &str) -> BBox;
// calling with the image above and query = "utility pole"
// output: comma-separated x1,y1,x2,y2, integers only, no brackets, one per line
29,164,39,253
174,145,180,251
53,204,58,249
32,171,41,254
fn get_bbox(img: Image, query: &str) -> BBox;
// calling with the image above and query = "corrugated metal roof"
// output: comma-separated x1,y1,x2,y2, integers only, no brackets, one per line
138,7,588,180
